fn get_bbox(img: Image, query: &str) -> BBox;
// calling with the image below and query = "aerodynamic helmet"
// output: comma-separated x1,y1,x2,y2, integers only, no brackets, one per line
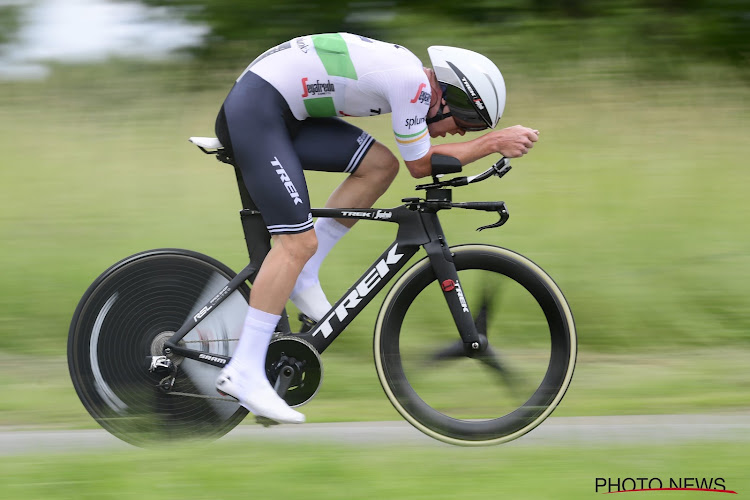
427,46,506,130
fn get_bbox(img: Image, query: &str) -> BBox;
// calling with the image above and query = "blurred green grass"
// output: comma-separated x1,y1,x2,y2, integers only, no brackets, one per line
1,348,747,428
1,60,748,425
1,439,747,499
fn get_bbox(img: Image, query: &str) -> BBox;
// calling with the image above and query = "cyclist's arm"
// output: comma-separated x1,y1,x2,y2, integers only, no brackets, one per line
404,125,540,178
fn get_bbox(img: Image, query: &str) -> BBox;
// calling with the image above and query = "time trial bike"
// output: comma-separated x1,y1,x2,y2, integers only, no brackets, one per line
67,136,576,447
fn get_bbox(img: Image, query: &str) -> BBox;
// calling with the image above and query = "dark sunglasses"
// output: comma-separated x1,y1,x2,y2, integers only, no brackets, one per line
443,83,490,131
426,83,488,132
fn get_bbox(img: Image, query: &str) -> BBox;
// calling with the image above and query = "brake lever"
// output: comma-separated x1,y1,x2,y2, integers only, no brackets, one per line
476,204,510,232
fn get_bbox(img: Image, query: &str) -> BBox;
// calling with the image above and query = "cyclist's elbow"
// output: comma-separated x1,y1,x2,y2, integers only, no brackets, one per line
404,158,431,178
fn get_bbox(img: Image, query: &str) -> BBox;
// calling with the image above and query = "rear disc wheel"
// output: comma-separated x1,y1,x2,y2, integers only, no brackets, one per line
68,249,250,446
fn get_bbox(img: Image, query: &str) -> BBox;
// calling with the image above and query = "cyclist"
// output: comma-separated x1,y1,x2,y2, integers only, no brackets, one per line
213,33,539,423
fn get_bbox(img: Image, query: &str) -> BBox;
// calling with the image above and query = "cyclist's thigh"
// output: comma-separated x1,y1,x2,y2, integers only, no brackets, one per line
221,73,313,235
293,117,375,173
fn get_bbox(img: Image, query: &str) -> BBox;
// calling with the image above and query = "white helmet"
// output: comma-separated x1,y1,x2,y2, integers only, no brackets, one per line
427,46,506,130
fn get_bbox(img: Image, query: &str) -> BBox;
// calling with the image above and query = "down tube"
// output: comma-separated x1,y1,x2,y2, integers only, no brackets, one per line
306,242,419,353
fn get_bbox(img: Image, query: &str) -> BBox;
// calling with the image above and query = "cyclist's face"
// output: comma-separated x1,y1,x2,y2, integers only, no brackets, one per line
427,104,466,138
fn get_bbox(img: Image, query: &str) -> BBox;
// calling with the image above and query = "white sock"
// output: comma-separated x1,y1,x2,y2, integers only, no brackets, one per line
289,283,331,322
290,218,349,320
228,306,280,386
223,306,305,423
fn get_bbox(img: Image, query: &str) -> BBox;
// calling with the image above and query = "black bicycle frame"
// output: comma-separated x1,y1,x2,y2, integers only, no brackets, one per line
162,150,508,367
164,202,483,368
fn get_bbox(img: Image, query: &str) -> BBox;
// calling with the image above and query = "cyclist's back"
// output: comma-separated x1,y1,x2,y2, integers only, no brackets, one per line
243,32,431,160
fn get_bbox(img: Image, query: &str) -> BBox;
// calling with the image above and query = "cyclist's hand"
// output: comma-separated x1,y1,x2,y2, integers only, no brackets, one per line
487,125,539,158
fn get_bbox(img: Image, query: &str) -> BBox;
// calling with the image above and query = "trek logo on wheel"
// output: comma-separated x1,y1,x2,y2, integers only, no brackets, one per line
271,157,304,205
313,244,404,338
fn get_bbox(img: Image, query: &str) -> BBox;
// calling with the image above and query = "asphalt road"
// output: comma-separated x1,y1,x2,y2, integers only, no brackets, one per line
1,414,749,455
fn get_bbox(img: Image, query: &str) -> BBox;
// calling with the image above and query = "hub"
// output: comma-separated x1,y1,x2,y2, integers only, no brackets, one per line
151,331,184,366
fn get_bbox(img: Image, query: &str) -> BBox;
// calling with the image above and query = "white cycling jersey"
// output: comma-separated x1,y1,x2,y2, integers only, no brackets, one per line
242,33,432,161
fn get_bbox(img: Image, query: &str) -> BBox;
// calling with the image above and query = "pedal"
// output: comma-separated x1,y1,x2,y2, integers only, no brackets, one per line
255,416,280,427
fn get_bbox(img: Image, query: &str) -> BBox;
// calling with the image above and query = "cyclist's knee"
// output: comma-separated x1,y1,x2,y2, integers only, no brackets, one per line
357,142,399,190
381,149,399,184
272,230,318,266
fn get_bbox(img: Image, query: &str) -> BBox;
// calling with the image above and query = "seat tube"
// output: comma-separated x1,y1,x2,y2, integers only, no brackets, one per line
421,213,481,349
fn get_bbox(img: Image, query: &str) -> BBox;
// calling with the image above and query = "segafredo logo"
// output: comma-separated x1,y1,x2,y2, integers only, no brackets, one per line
410,83,430,104
313,244,404,338
301,78,335,97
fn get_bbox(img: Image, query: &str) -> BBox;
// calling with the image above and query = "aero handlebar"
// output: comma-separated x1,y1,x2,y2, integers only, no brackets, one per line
415,157,511,191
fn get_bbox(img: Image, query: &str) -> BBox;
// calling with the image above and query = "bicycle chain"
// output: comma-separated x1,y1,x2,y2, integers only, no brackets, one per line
181,338,240,344
165,391,238,402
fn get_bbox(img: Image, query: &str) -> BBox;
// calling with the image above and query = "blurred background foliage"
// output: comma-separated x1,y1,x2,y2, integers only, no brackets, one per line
0,0,748,425
132,0,750,76
0,3,22,46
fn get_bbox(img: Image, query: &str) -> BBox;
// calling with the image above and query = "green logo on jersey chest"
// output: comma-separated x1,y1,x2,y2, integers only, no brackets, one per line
311,33,358,80
301,33,357,116
303,97,337,117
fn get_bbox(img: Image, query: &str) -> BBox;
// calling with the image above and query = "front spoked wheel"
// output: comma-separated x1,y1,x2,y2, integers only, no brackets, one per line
374,245,576,446
68,249,250,446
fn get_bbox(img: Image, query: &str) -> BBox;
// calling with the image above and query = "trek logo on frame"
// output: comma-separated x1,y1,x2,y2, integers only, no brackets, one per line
313,244,404,338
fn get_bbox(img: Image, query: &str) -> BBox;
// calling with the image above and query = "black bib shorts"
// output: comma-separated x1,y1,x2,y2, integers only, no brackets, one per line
215,71,375,235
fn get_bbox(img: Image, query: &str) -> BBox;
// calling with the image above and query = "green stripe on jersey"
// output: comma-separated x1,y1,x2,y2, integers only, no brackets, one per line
394,127,428,138
312,34,358,80
304,97,337,117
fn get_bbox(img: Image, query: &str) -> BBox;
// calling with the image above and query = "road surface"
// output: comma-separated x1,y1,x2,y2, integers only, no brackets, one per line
1,414,748,455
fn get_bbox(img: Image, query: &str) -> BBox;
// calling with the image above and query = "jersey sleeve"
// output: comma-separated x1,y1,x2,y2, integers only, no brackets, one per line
388,69,432,162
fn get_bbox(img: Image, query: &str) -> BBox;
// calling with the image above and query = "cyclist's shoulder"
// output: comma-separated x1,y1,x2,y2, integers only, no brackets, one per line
346,36,426,88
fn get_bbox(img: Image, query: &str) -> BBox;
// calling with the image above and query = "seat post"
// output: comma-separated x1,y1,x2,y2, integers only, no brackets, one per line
232,166,271,271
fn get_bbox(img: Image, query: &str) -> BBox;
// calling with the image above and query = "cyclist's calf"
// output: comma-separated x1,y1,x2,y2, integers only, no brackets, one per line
249,230,318,313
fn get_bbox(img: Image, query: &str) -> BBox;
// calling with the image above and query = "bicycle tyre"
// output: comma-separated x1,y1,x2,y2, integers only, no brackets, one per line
68,248,250,447
374,244,576,446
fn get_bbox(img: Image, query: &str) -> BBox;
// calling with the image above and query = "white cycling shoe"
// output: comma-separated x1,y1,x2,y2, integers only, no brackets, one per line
216,365,305,424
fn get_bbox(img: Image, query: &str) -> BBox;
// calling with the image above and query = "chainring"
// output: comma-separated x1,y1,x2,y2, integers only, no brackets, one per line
265,335,323,407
